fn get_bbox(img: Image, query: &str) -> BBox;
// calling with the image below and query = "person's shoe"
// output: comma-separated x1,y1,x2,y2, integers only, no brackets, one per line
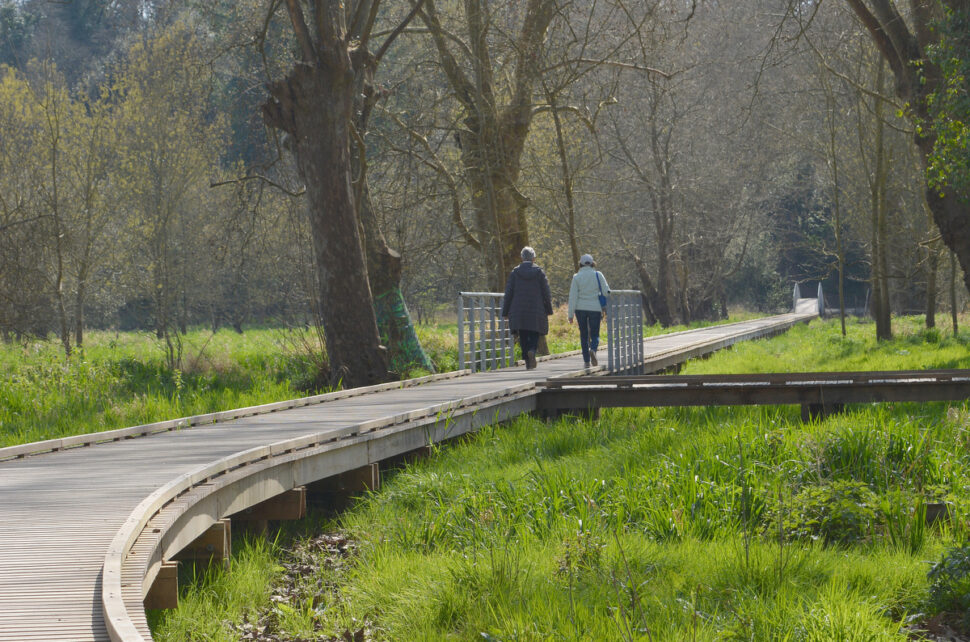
526,350,537,369
589,351,598,367
584,361,591,368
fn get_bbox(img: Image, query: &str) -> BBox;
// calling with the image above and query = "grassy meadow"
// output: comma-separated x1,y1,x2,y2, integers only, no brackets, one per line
148,316,970,641
0,327,324,448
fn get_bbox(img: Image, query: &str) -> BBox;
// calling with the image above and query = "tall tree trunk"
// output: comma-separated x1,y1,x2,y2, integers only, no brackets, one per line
656,231,679,326
951,250,960,333
926,241,940,328
633,254,662,326
649,94,682,327
74,272,86,349
358,181,435,373
871,61,892,340
846,0,970,294
826,85,847,336
263,62,389,388
352,49,434,374
460,124,532,291
46,106,71,358
546,84,581,269
420,0,556,291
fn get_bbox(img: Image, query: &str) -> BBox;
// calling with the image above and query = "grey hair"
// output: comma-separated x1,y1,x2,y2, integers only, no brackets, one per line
521,246,536,261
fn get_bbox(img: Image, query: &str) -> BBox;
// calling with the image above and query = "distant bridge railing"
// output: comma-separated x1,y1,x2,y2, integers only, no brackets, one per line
605,290,644,374
458,292,514,372
793,282,824,317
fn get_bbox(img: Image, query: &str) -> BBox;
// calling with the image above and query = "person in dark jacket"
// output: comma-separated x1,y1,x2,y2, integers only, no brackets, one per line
502,246,553,369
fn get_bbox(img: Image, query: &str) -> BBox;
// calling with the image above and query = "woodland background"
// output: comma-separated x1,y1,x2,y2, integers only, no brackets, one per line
0,0,966,382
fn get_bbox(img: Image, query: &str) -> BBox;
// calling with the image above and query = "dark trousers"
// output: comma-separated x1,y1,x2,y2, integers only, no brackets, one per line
517,330,540,358
575,310,602,363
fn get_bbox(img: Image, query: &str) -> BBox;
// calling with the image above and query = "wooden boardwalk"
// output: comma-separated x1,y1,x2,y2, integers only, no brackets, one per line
0,312,814,641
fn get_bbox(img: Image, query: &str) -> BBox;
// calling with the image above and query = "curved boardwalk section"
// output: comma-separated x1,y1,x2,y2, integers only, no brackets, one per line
0,312,813,641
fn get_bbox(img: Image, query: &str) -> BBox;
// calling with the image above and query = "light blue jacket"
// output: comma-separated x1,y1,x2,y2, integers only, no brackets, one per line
568,266,610,318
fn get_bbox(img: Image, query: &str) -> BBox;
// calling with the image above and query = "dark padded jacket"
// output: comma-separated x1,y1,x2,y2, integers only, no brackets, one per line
501,261,553,334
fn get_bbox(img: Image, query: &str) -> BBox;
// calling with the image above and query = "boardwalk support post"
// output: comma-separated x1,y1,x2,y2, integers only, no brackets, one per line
232,487,307,534
143,561,179,610
535,406,600,422
173,519,230,568
307,463,381,511
800,403,845,422
233,487,306,522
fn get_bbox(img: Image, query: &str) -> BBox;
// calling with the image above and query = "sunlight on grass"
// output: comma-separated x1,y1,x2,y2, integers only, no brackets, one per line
152,317,970,640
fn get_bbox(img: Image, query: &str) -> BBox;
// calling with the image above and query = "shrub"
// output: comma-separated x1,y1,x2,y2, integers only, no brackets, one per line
783,480,877,546
927,542,970,628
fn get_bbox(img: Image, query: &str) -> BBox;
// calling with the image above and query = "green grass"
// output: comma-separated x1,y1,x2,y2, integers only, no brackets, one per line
685,315,970,374
146,534,281,640
150,316,970,640
0,327,329,447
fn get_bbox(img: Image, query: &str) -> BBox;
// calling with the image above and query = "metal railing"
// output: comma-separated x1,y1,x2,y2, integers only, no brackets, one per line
457,289,644,374
606,290,643,374
457,292,514,372
792,282,824,317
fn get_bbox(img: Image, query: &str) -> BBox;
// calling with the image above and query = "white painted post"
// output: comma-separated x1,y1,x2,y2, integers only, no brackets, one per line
478,296,486,372
606,296,615,371
624,296,631,371
489,299,498,370
468,297,478,372
636,294,644,374
500,303,511,367
457,294,465,371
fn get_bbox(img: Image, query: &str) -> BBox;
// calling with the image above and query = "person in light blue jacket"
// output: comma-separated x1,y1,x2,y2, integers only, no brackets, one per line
567,254,610,367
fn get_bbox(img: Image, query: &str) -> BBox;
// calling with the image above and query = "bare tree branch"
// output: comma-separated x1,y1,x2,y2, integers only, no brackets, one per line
416,0,477,110
283,0,317,62
374,0,427,64
377,105,482,250
843,0,907,83
541,58,671,78
210,174,306,197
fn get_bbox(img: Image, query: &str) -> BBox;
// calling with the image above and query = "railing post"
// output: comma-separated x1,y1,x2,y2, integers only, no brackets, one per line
793,283,801,311
468,296,478,372
623,296,631,371
609,295,617,372
637,295,644,374
488,302,498,370
478,296,486,372
617,296,622,371
502,309,512,367
458,294,466,371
